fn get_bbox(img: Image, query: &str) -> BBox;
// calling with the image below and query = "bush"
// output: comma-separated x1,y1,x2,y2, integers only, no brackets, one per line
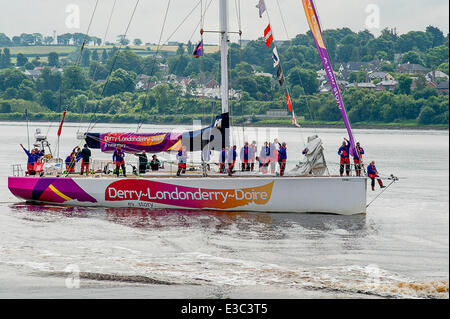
417,106,436,125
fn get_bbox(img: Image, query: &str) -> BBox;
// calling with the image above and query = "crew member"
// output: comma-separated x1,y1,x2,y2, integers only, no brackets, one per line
367,161,385,191
65,152,76,173
353,142,365,177
80,144,92,176
219,147,227,174
269,142,278,174
176,146,187,176
250,141,257,171
278,142,288,176
259,142,270,174
134,151,148,175
150,155,161,171
20,144,39,176
227,145,237,176
338,138,351,177
113,145,126,177
240,142,250,172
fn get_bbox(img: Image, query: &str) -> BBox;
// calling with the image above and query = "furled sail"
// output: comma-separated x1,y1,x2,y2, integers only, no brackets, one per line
301,0,357,156
288,135,328,176
85,113,229,153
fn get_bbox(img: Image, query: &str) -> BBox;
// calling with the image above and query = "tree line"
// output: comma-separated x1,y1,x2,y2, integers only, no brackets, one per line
0,26,448,126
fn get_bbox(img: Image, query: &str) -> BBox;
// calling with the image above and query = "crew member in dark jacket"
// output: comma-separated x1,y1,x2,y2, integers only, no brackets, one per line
219,148,227,174
134,151,148,174
150,155,161,171
227,145,237,176
278,142,288,176
80,144,92,176
240,142,250,172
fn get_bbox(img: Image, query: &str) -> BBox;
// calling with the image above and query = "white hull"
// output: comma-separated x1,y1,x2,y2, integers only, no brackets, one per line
9,176,368,215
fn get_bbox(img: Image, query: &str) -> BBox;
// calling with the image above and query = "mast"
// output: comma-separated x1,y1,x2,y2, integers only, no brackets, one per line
219,0,229,114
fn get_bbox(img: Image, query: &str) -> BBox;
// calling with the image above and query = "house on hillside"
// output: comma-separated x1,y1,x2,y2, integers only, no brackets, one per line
346,82,376,90
193,87,241,100
206,79,219,89
397,63,428,75
368,71,395,82
23,69,42,80
255,72,273,78
319,80,349,93
426,71,449,83
437,81,449,95
339,62,371,79
376,80,398,91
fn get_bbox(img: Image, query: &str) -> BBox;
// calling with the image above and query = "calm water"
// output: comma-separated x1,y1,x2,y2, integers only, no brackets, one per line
0,121,448,299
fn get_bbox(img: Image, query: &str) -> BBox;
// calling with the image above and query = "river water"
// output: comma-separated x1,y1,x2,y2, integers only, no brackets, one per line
0,121,448,299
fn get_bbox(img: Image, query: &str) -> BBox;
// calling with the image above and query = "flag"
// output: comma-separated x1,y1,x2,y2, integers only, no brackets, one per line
272,47,280,68
277,66,285,86
256,0,266,18
286,89,293,113
57,107,67,137
193,40,203,58
264,24,274,47
25,109,28,118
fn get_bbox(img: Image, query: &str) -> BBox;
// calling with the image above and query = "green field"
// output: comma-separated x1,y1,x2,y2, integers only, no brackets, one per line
5,45,219,58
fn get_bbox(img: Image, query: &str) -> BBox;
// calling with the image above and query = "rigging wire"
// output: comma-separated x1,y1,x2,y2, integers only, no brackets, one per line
136,0,172,132
78,0,118,134
86,0,141,133
137,0,214,131
51,0,100,157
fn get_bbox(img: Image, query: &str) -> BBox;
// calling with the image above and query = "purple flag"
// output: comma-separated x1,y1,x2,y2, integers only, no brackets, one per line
302,0,357,157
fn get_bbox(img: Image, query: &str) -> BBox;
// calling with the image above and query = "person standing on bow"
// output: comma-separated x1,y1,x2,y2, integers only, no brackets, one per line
240,142,250,172
113,145,126,177
338,138,351,177
353,142,365,177
278,142,288,176
367,161,385,191
227,145,237,176
176,146,187,176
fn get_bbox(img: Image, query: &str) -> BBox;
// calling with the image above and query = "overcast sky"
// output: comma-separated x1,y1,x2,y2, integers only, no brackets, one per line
0,0,448,44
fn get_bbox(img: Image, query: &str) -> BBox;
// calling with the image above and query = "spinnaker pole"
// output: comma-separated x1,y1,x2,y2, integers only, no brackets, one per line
301,0,357,156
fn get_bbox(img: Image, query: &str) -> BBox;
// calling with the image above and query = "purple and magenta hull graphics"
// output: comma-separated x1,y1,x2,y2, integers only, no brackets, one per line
8,177,97,205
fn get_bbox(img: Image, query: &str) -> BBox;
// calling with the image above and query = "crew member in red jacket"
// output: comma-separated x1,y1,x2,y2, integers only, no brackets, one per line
367,161,385,191
113,145,126,177
353,142,365,177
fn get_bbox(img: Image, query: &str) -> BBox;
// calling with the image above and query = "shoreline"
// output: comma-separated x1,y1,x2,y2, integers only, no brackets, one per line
0,118,448,131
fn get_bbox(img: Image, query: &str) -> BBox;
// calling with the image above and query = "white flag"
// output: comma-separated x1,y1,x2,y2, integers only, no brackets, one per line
273,47,280,68
256,0,266,18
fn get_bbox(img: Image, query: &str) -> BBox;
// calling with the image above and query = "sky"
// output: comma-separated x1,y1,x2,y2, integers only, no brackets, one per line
0,0,448,45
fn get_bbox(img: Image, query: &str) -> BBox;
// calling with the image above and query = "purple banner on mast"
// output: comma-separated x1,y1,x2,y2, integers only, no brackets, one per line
302,0,357,156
